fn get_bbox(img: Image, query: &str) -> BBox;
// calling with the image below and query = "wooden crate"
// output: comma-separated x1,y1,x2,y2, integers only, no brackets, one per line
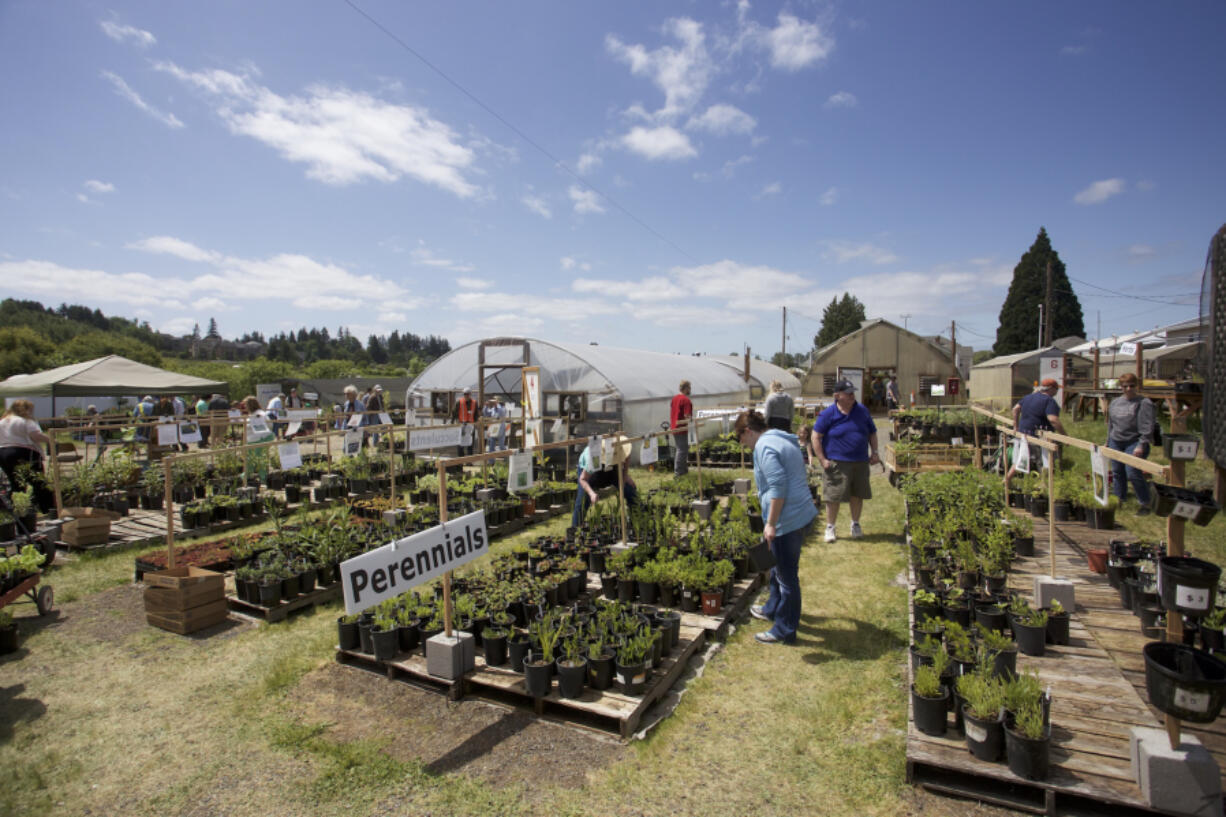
144,566,227,634
61,507,122,546
145,598,229,635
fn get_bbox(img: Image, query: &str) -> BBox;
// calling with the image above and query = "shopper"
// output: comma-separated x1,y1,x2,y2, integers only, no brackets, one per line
0,400,54,512
735,410,817,645
571,434,638,529
1106,373,1155,512
811,380,879,542
670,380,693,475
1005,378,1065,492
764,380,794,432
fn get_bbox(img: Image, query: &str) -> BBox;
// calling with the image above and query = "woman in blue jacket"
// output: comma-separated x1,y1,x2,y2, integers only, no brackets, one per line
735,410,818,644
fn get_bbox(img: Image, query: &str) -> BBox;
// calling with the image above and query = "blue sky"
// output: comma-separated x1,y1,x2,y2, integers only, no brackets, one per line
1,1,1222,359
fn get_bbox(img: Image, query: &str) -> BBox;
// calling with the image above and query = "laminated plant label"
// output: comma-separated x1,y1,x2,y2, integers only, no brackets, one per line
640,435,658,466
1172,501,1200,521
1176,585,1210,610
277,442,302,471
1173,687,1211,714
344,429,363,455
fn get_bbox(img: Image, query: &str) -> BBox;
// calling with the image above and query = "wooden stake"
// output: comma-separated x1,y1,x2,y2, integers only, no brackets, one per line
617,454,628,546
972,410,981,469
438,460,452,638
164,457,175,569
388,423,396,502
49,435,63,519
1165,402,1188,750
1047,444,1056,579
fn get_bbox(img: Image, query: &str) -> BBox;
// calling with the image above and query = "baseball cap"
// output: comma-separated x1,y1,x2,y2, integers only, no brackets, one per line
1040,378,1059,389
832,379,856,394
374,384,383,392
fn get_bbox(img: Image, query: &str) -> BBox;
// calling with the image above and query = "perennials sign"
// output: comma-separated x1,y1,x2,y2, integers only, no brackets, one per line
341,509,487,615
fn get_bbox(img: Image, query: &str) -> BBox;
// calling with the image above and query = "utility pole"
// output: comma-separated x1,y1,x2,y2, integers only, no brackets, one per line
1043,259,1053,346
781,306,787,363
900,313,911,330
950,320,958,378
1037,304,1044,349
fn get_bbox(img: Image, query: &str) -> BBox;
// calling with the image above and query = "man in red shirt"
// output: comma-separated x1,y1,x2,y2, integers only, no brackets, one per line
670,380,693,476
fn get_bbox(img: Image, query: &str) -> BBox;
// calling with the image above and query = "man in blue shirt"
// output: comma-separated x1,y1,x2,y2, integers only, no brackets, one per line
1006,379,1066,491
811,380,879,543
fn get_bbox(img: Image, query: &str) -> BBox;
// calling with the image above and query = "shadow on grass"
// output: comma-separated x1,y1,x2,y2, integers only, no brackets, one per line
793,614,905,664
0,682,47,743
422,708,533,776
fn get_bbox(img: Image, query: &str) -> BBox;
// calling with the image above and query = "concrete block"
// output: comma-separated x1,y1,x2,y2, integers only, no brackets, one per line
732,478,751,496
426,632,475,681
1131,726,1222,816
382,509,406,527
476,488,498,502
1034,576,1076,612
691,499,713,521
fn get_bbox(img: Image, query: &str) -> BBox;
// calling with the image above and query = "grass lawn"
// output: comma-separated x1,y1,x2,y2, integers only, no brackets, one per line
1,467,1011,817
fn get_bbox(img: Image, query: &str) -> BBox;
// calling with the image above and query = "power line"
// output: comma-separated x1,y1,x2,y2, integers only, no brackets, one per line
1065,276,1199,306
341,0,699,265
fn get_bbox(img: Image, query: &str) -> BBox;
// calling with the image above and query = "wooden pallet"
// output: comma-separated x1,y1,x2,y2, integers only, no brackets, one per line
226,582,342,624
337,623,708,738
906,515,1166,815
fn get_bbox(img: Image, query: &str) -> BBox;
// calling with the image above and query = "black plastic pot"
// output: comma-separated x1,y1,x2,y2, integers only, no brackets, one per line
508,635,531,673
1012,619,1047,657
358,619,374,653
1052,500,1072,522
1005,726,1050,781
482,631,508,666
337,617,359,651
991,648,1018,680
962,707,1004,762
615,659,648,696
975,604,1008,634
556,657,587,699
587,650,615,690
0,623,18,654
636,581,659,605
1029,496,1047,518
258,581,282,608
1046,612,1070,646
1143,642,1226,723
1158,556,1222,618
617,578,636,603
912,687,950,736
1203,624,1226,652
1106,560,1135,590
398,623,420,653
371,627,399,662
1013,536,1035,557
523,659,553,698
1089,507,1115,530
942,603,971,629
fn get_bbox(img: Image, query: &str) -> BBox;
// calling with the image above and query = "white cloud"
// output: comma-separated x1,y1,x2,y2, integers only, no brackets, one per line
452,291,620,321
822,241,899,265
756,181,782,198
1074,178,1125,205
410,244,475,273
606,18,713,119
456,277,492,290
1128,244,1155,259
101,71,184,129
100,20,156,47
0,260,184,308
820,186,838,206
192,296,227,311
621,125,697,160
576,152,602,174
84,180,115,193
573,276,688,302
622,303,755,327
160,317,198,336
293,295,362,310
475,313,545,334
376,311,408,324
568,185,606,214
127,236,220,263
763,13,833,71
686,103,756,135
155,61,480,196
825,91,857,108
522,194,552,219
560,257,591,272
76,193,92,204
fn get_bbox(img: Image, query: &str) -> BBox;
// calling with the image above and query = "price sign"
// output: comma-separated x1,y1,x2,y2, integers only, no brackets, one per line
1174,687,1212,714
277,441,303,471
1170,439,1199,460
1172,501,1200,521
950,437,963,447
640,435,658,466
156,423,179,446
1119,341,1138,357
1176,584,1211,611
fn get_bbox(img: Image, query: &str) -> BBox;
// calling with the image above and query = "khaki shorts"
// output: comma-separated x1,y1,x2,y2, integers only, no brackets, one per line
822,460,872,503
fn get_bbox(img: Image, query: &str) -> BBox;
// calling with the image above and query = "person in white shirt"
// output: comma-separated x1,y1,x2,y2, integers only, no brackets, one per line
0,400,54,512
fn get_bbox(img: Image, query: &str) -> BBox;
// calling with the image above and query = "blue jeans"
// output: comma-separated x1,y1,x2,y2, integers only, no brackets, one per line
1107,438,1151,506
570,466,638,529
760,524,807,642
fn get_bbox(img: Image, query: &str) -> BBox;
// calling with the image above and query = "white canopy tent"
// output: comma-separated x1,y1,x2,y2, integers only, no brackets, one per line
407,338,754,461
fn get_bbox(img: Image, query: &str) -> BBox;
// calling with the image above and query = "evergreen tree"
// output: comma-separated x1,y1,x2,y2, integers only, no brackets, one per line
206,317,221,340
191,323,201,341
993,228,1085,355
814,293,867,348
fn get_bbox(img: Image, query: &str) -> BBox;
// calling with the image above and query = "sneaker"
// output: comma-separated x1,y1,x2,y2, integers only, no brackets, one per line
755,631,793,645
824,524,837,543
850,521,863,539
1136,506,1151,517
750,605,771,621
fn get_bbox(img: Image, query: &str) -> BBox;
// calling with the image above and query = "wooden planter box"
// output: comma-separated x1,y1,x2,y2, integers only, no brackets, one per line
61,507,122,546
144,566,227,634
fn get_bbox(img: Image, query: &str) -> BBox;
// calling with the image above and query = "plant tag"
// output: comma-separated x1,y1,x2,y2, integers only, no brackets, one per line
378,412,392,426
640,435,658,466
1013,437,1030,473
156,423,179,446
1176,584,1211,610
277,442,302,471
1170,439,1199,459
632,671,646,684
507,452,534,494
950,437,963,446
1172,501,1199,520
1173,686,1212,714
965,722,987,743
344,429,363,455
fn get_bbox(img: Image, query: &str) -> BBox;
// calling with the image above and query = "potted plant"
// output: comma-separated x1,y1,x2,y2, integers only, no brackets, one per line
912,655,950,736
482,623,509,667
615,628,654,695
913,588,941,623
1044,598,1069,646
337,613,361,651
507,628,531,673
1005,700,1051,780
1009,598,1048,657
525,611,565,698
958,670,1005,762
371,610,400,662
1010,516,1035,558
1200,607,1226,652
0,608,17,653
586,629,616,691
1143,642,1226,723
556,634,588,699
980,627,1018,680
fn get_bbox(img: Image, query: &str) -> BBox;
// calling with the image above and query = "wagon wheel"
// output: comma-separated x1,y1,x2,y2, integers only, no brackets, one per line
36,585,54,616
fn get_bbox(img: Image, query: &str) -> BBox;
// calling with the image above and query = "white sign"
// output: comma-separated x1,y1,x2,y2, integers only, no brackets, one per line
1172,501,1200,521
1041,448,1052,472
286,409,316,422
178,421,202,444
522,367,541,419
156,423,179,446
523,418,542,450
378,412,392,426
687,423,698,446
246,417,273,443
1173,687,1212,714
587,435,601,469
950,437,964,447
1090,445,1109,506
278,441,303,471
1176,584,1211,611
409,425,462,451
550,417,564,439
1118,341,1138,357
341,509,488,615
930,384,946,397
228,409,242,421
640,435,659,466
1012,437,1030,473
507,451,534,493
346,413,362,429
1170,439,1199,460
284,422,302,437
343,429,363,456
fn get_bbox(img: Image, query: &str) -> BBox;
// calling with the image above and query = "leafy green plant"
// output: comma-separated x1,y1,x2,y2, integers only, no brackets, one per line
1013,701,1046,739
913,664,942,697
913,588,938,606
980,627,1016,652
1003,669,1044,715
957,670,1004,720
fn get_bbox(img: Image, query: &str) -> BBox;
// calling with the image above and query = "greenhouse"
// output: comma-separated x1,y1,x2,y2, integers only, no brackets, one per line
406,337,761,459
